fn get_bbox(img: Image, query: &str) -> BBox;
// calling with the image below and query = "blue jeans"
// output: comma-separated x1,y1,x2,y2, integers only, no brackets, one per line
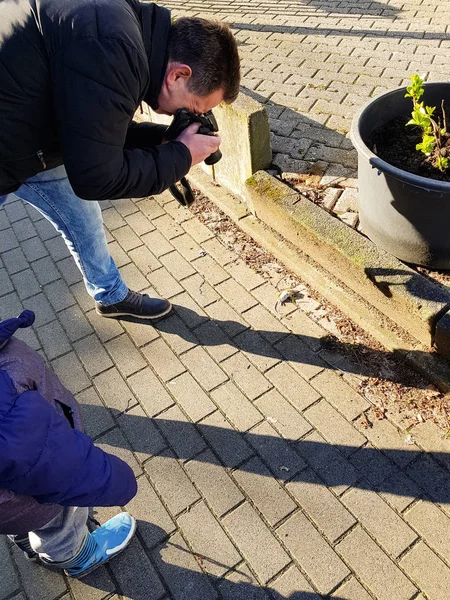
0,166,128,305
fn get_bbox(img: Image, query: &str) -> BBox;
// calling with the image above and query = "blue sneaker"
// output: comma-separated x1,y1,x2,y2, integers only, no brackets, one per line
64,512,136,579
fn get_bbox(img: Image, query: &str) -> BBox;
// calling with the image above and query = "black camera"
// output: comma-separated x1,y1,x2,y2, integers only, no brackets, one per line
165,108,222,165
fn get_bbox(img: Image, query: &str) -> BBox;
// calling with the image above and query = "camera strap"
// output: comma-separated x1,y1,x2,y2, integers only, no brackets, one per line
169,177,196,207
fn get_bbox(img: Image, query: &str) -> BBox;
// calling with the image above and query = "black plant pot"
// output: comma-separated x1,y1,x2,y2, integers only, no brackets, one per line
351,82,450,269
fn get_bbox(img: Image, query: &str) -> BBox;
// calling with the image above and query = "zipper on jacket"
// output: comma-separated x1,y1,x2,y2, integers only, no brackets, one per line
37,150,46,169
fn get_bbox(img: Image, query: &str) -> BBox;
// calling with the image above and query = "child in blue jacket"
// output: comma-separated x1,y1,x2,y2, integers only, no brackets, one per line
0,311,137,578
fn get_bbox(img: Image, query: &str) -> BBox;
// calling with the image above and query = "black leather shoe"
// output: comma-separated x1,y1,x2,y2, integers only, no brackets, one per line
96,289,172,320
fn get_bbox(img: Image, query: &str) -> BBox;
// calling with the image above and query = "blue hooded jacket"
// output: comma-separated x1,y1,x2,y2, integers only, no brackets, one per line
0,311,137,534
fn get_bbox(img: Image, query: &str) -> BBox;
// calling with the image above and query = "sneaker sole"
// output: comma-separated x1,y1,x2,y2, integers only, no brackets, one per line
95,302,173,320
66,517,137,579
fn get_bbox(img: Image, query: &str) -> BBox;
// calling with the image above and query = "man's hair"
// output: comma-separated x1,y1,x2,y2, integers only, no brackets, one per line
168,17,240,104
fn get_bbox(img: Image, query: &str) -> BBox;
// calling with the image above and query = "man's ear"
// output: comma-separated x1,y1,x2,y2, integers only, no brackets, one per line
166,62,192,86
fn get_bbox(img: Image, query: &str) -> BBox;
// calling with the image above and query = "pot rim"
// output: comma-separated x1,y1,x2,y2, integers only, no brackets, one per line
350,82,450,193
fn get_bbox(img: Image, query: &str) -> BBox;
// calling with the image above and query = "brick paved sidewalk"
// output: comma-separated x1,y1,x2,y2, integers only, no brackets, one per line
1,187,450,600
162,0,450,185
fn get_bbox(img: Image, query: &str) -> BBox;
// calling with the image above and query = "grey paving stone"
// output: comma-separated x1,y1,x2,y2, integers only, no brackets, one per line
136,197,166,220
0,228,19,253
0,537,19,600
269,565,320,599
2,247,29,275
145,449,200,515
113,224,142,252
332,578,373,600
74,333,114,377
10,545,67,600
221,353,272,401
181,217,215,244
23,292,56,326
287,468,356,543
234,456,297,526
108,240,130,268
120,312,160,347
85,308,124,343
125,211,155,236
204,299,250,338
218,562,270,600
147,266,184,298
155,403,206,461
342,487,417,558
405,500,450,564
37,319,71,360
31,255,60,285
70,281,93,312
274,334,325,381
59,303,93,341
160,250,197,281
336,526,417,600
57,255,83,285
153,214,184,240
215,278,258,314
21,235,48,261
185,448,244,517
0,208,11,230
128,366,174,416
199,411,254,469
166,372,216,422
76,386,115,439
105,334,147,377
211,381,264,431
0,267,13,296
152,532,218,600
181,346,228,392
254,389,312,440
11,268,41,299
223,502,290,583
143,337,186,382
118,404,166,463
141,229,174,257
234,329,282,373
68,565,116,600
35,216,59,241
11,217,37,242
194,320,238,363
45,235,71,261
128,245,161,276
406,454,450,516
4,200,27,223
182,273,220,308
191,254,229,286
101,207,125,230
376,470,422,512
94,367,137,414
304,399,366,455
125,475,176,549
310,370,369,420
110,536,165,600
97,427,142,476
278,511,350,595
172,291,210,329
171,233,203,262
44,279,76,311
265,362,320,411
177,501,241,577
119,262,151,292
51,351,90,395
156,313,198,355
349,444,398,487
246,420,307,479
400,541,450,600
224,259,265,291
295,430,359,495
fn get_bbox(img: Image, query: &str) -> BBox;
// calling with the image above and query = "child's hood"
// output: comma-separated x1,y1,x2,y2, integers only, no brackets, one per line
0,311,35,350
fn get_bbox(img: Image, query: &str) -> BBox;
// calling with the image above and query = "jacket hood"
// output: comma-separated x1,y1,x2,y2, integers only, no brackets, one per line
139,2,171,110
0,310,35,350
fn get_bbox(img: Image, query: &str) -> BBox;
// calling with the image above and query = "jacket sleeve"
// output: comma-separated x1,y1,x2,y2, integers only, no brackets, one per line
51,37,191,200
0,387,137,507
125,121,168,149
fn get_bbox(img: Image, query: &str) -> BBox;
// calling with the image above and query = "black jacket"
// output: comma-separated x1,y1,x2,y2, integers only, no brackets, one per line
0,0,191,199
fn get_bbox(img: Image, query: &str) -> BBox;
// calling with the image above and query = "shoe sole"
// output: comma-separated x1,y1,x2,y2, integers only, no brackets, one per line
96,302,173,320
66,517,137,580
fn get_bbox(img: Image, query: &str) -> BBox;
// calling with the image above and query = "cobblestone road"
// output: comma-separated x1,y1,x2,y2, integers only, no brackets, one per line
2,184,450,599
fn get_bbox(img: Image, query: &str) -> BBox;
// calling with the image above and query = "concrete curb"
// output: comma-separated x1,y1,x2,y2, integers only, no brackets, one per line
188,166,450,392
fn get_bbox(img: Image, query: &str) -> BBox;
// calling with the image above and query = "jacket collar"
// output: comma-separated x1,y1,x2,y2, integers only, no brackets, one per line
139,2,171,110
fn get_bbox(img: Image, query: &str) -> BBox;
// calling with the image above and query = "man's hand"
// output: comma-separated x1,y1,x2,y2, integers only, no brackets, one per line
176,123,222,167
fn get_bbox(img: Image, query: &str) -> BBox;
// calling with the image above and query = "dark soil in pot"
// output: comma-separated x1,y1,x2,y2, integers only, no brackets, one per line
368,115,450,183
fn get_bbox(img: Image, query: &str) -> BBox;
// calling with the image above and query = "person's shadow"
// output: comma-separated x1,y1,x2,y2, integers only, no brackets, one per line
73,520,344,599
